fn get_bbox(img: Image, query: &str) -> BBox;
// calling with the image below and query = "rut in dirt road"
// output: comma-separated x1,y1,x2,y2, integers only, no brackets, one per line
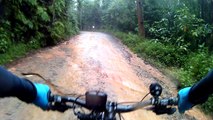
0,32,210,120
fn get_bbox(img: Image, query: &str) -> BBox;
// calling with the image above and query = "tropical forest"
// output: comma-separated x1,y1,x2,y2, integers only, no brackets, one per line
0,0,213,119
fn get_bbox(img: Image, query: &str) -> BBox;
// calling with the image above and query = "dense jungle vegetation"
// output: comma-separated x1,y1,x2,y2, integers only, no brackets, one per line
0,0,213,114
0,0,78,64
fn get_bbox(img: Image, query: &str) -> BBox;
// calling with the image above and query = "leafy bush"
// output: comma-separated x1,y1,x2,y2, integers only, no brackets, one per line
113,31,186,67
0,39,9,53
0,0,78,46
0,43,27,65
120,33,141,48
135,40,186,67
0,0,79,65
176,50,213,113
148,18,171,42
202,96,213,113
148,6,212,51
184,51,213,81
177,50,213,85
36,6,50,22
28,38,41,49
50,21,65,43
0,26,11,53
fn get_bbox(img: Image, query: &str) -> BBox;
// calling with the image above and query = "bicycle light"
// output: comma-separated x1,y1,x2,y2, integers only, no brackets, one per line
86,91,107,112
150,83,162,97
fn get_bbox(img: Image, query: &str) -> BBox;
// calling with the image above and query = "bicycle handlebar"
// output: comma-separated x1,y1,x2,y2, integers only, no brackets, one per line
116,97,178,112
48,83,179,120
49,94,178,111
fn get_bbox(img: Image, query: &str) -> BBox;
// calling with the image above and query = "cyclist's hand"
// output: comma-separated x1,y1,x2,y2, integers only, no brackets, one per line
33,83,50,110
178,87,194,113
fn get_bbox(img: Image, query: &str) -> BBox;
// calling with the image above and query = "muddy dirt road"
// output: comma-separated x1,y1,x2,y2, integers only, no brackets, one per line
0,32,211,120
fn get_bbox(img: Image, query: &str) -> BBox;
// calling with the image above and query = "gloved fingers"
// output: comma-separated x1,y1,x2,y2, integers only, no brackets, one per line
178,87,194,113
33,83,51,110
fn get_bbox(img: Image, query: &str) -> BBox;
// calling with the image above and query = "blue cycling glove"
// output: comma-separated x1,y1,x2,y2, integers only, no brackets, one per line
33,83,50,110
178,87,194,113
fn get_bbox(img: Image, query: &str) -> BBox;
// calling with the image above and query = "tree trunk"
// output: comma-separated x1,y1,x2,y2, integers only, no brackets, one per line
199,0,205,19
77,0,83,30
212,0,213,24
136,0,145,37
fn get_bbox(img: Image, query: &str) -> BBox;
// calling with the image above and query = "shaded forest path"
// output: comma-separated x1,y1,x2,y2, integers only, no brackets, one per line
0,32,210,120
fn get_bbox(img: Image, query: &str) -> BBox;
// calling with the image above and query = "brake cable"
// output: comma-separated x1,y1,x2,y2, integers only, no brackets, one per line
22,72,78,96
73,95,85,116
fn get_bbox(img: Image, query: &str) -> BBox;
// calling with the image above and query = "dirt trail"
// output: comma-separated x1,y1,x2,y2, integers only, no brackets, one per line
0,32,211,120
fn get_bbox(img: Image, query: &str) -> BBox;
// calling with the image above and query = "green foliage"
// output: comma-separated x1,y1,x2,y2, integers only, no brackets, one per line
148,6,212,51
28,38,41,49
0,0,79,65
135,41,186,66
113,31,186,67
50,21,65,43
176,50,213,113
0,27,11,53
0,43,28,65
36,6,50,22
144,2,213,114
64,19,79,36
26,0,37,6
1,0,78,46
121,33,141,48
28,33,43,49
0,20,11,53
202,96,213,113
78,0,137,31
148,18,171,42
176,70,195,87
54,1,65,15
0,39,10,53
102,0,136,31
177,49,213,87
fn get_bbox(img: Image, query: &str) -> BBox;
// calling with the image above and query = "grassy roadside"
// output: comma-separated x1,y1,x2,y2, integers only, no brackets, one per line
0,34,77,66
109,31,213,114
0,43,37,65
